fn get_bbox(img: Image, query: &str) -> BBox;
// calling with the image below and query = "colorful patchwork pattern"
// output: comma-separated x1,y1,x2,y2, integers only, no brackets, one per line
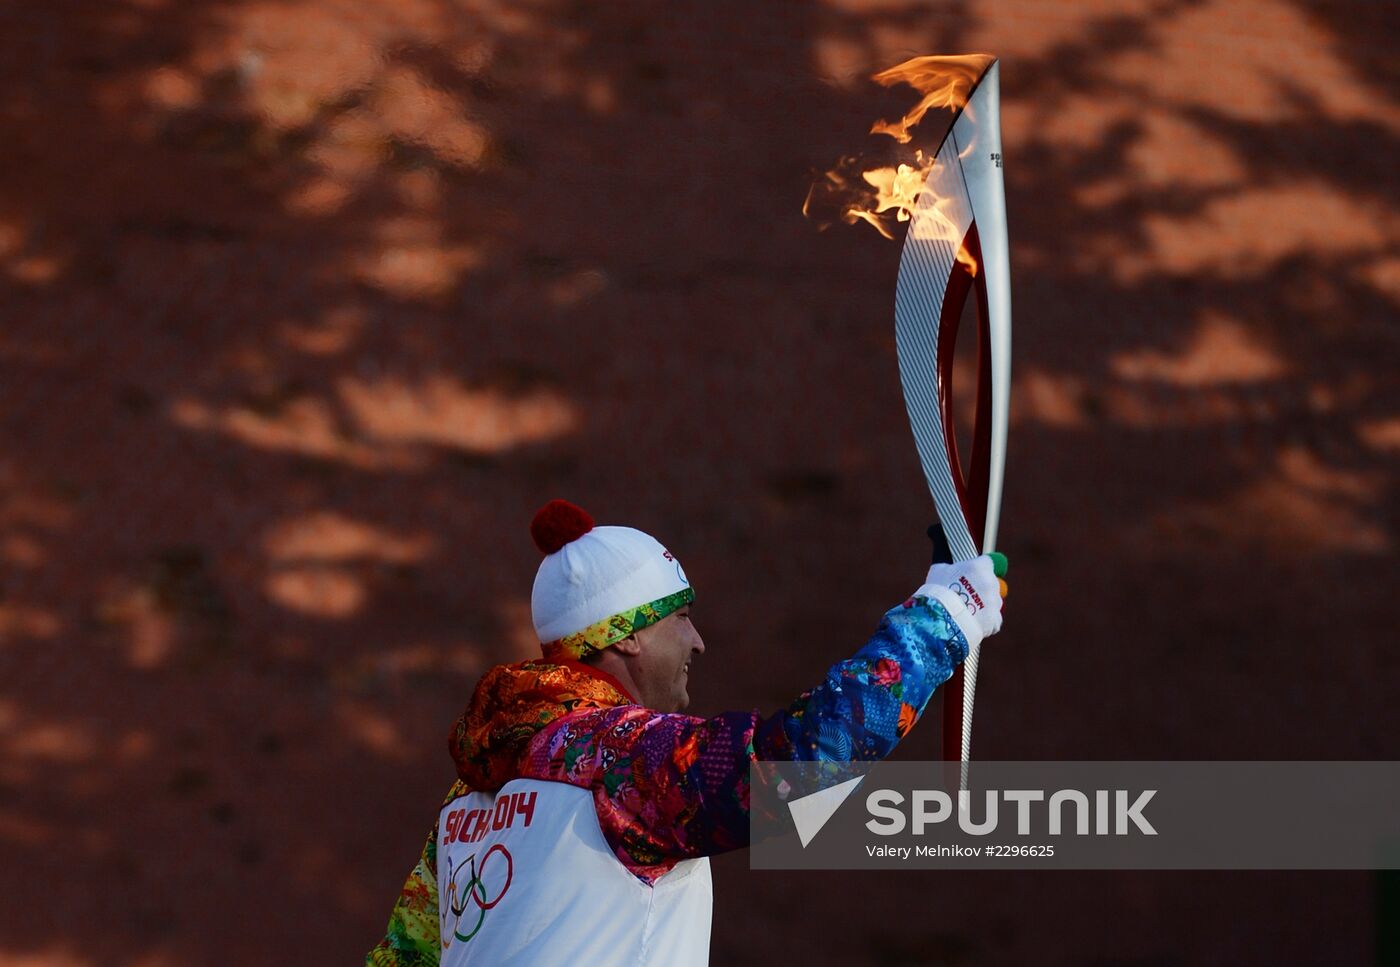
522,592,968,881
366,784,466,967
540,587,696,660
367,592,968,964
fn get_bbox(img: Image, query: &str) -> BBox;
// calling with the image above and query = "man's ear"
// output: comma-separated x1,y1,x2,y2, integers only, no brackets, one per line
611,634,642,657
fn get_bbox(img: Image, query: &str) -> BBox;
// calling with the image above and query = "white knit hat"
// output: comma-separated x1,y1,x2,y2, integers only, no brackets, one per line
529,500,693,660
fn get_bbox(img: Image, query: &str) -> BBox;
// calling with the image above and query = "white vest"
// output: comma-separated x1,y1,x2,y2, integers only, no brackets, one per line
436,778,713,966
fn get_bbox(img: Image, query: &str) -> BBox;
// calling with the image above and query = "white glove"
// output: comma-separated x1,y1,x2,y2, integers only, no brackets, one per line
914,555,1005,648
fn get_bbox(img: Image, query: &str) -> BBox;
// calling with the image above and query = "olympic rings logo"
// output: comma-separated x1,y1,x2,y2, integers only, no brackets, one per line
663,549,689,587
442,844,513,946
949,582,973,610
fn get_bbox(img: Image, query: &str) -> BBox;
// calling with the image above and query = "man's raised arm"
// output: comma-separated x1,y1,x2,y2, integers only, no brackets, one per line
520,556,1006,880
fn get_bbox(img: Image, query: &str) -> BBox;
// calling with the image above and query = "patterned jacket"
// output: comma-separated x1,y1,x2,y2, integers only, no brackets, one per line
366,593,969,964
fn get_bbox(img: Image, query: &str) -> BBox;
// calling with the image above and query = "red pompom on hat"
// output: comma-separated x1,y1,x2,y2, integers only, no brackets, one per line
530,499,595,555
529,501,693,654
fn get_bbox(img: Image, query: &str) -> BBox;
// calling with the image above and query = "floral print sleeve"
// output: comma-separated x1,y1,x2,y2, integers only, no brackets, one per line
366,781,471,966
521,595,968,881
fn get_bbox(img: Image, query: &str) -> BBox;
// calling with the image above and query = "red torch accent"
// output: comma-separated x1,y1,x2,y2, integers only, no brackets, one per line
935,220,993,765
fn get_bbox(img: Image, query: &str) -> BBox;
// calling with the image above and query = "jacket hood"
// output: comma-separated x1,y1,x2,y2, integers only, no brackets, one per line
449,659,634,790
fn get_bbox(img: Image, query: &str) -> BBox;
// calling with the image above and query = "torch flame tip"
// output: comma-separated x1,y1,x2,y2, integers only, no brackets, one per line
805,52,995,243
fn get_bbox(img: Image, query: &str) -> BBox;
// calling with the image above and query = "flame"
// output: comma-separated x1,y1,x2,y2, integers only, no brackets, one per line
805,52,993,275
850,155,932,241
869,54,995,144
802,153,941,242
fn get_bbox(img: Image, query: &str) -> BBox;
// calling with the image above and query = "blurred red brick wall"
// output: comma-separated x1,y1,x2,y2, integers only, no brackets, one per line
1,0,1396,964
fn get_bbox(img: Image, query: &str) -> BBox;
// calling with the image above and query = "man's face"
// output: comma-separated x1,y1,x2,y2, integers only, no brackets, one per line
630,606,704,712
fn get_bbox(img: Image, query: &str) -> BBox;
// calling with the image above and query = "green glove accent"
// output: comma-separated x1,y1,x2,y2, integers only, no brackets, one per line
988,551,1009,578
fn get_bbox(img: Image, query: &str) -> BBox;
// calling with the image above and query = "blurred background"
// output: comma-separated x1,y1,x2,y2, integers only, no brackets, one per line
1,0,1397,964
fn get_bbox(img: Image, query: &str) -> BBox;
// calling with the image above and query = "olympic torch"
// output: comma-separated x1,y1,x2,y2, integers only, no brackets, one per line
890,57,1012,789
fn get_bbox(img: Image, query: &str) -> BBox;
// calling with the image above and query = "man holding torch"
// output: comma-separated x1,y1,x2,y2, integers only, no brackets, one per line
366,498,1007,966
